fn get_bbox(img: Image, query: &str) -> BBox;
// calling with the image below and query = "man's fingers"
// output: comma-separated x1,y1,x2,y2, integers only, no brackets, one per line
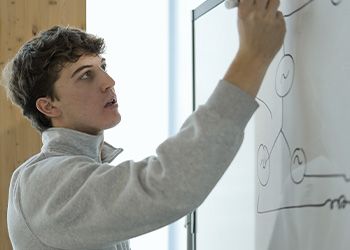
238,0,255,17
239,0,254,7
267,0,280,12
255,0,269,9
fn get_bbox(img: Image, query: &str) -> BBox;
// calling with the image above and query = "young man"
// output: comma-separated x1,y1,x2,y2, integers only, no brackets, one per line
2,0,285,249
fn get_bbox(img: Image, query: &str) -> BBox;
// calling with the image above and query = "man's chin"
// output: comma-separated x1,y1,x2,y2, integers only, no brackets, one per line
106,116,122,130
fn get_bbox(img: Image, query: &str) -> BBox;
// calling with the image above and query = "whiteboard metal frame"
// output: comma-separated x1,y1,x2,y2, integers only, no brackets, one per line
188,1,226,250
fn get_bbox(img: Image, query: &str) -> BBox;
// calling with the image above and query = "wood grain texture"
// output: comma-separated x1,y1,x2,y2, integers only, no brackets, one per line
0,1,86,249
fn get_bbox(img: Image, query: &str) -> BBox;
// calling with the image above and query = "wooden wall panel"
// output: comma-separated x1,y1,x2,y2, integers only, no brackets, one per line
0,1,86,249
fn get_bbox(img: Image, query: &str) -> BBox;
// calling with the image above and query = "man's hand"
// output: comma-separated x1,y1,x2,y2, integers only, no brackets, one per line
224,0,286,97
238,0,285,61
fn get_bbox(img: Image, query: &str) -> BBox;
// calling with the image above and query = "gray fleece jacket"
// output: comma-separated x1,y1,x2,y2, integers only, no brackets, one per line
7,80,258,250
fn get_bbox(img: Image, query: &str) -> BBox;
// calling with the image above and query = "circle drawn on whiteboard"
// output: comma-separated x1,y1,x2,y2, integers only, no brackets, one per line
290,148,307,184
275,54,295,97
257,144,270,186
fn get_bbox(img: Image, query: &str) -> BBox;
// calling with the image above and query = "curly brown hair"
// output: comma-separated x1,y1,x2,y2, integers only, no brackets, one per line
1,26,105,132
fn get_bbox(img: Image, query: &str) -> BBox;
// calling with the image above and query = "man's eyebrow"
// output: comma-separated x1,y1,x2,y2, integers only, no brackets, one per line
71,58,106,78
71,65,93,78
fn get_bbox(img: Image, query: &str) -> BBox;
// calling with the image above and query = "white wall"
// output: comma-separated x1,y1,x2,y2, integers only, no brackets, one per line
169,0,204,134
87,1,169,249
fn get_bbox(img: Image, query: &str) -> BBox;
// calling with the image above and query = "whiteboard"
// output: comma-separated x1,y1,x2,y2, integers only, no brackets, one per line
193,0,350,249
255,1,350,250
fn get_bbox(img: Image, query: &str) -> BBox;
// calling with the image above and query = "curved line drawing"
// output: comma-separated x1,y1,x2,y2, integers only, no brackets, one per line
331,0,342,6
290,148,307,184
294,156,303,165
283,0,342,18
284,0,315,18
257,144,271,187
275,54,295,98
256,97,273,119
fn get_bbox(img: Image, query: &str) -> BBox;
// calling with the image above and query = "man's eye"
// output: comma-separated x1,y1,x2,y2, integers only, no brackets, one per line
80,71,92,80
101,64,107,72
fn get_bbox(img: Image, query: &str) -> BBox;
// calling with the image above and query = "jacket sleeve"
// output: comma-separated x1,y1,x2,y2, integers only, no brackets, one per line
20,79,259,249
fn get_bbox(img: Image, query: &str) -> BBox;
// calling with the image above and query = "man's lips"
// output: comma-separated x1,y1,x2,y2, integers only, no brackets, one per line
104,97,118,107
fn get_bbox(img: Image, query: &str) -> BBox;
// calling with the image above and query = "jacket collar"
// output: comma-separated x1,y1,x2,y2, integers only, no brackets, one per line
41,128,123,163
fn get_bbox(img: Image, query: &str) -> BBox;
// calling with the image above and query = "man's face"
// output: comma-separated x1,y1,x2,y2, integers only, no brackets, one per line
50,54,121,135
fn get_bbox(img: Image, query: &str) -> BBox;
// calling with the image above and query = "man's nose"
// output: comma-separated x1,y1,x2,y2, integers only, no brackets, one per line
100,70,115,92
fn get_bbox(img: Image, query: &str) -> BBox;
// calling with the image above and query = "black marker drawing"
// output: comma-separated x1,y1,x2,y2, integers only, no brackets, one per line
257,194,350,214
256,0,346,214
284,0,342,17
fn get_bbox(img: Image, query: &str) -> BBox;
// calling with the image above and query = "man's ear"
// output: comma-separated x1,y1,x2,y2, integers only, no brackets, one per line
36,97,61,118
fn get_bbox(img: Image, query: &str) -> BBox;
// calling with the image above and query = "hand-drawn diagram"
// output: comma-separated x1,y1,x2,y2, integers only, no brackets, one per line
255,0,349,214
